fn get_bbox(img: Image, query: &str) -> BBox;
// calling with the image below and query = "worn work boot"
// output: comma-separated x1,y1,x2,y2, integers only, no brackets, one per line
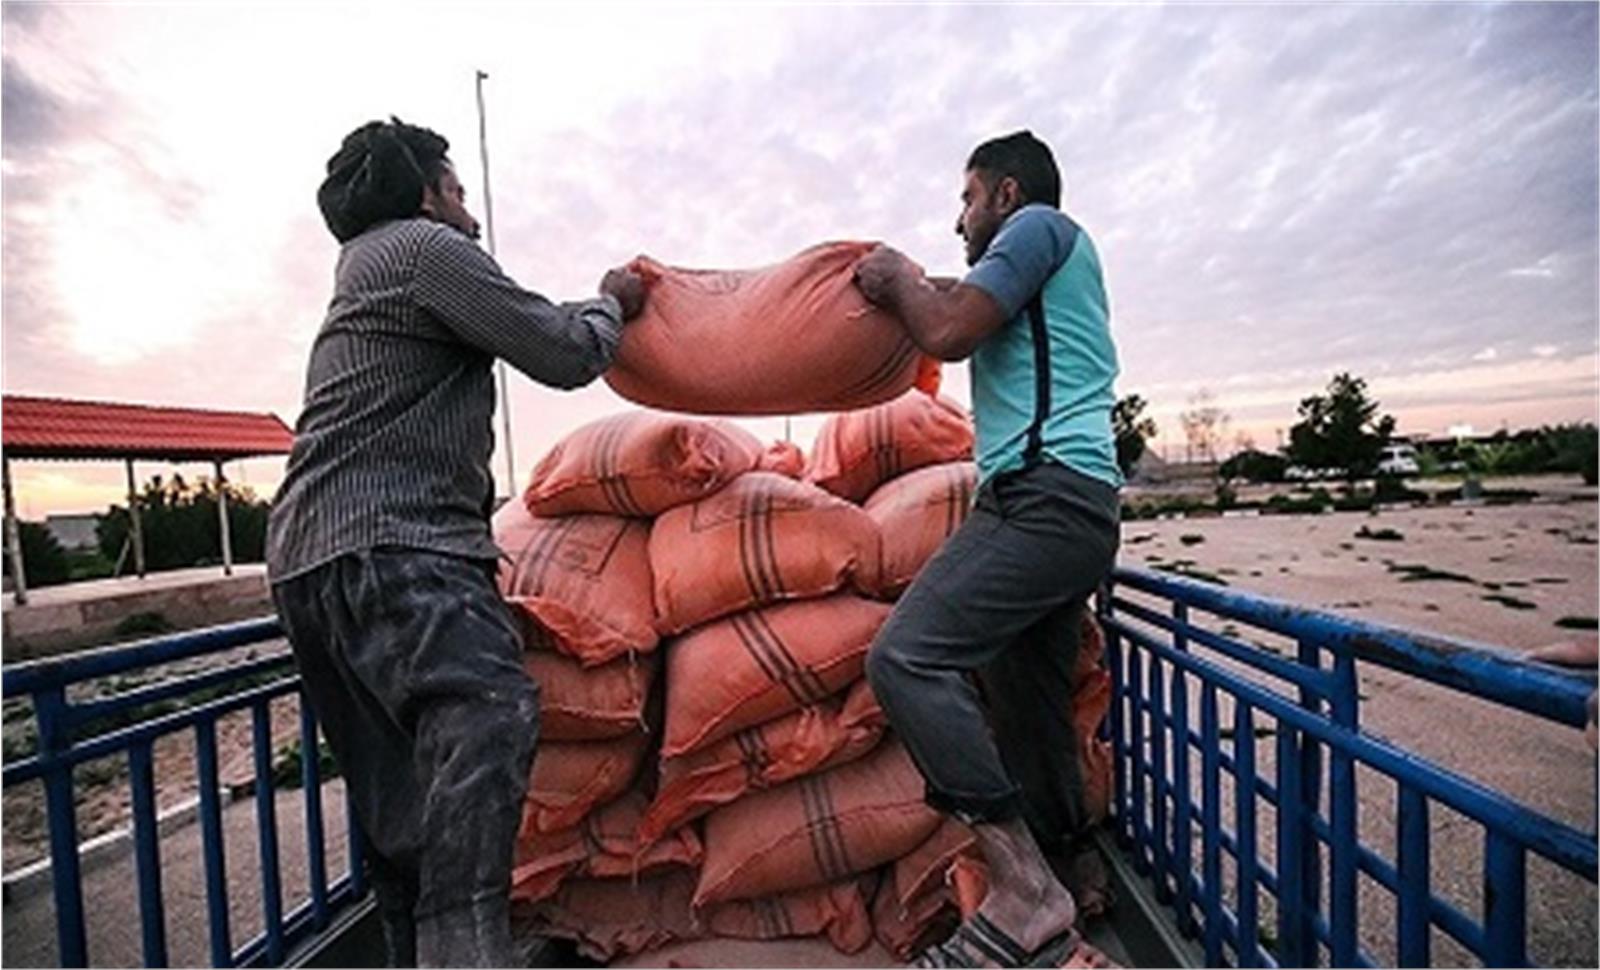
415,899,518,969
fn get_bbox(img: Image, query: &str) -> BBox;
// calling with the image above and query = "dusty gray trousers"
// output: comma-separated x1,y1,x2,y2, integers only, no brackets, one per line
865,461,1119,852
272,549,538,967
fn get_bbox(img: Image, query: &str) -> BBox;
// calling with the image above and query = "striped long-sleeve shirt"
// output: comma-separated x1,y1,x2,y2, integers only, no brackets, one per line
266,218,623,583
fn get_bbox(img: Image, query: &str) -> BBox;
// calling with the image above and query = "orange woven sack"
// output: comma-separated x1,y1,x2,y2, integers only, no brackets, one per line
694,739,942,907
523,412,765,517
641,679,885,843
512,792,702,904
706,876,878,955
528,871,703,962
1075,667,1114,826
650,472,882,634
529,871,875,962
862,461,977,598
494,501,657,666
806,392,974,503
660,595,891,758
524,733,648,835
605,242,942,415
1066,612,1112,826
522,651,655,742
872,851,989,961
758,440,807,479
891,818,981,910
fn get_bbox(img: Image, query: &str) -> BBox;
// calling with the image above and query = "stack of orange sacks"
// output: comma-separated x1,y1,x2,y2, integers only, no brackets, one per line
492,391,1110,962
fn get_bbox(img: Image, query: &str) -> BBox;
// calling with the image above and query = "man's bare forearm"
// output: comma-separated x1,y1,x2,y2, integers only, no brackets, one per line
885,273,964,359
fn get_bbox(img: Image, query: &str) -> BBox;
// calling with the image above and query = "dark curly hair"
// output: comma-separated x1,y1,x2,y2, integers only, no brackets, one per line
966,130,1061,209
317,117,453,242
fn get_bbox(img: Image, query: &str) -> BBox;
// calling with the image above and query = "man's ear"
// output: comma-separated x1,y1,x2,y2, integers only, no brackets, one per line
997,176,1024,215
418,183,439,219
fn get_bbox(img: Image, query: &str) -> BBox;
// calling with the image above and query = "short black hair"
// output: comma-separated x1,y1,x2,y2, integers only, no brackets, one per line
966,130,1061,208
316,117,453,243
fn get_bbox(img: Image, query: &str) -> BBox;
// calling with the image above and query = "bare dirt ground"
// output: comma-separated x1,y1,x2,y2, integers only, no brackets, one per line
1117,483,1598,966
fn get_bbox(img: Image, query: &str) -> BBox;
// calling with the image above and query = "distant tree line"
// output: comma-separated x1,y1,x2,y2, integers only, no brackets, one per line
1117,372,1597,486
4,474,270,591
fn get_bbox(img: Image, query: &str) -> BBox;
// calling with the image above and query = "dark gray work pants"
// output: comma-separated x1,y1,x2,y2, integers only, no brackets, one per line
865,461,1119,854
272,549,539,967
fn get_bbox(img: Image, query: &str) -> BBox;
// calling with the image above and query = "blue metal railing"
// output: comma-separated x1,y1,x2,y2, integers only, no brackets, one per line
2,618,365,967
1100,566,1599,968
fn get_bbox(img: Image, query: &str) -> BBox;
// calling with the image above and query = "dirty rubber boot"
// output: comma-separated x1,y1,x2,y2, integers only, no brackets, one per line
415,899,518,969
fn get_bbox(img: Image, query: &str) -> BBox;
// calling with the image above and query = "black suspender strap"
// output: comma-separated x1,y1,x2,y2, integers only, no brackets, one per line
1020,218,1081,470
1023,292,1050,469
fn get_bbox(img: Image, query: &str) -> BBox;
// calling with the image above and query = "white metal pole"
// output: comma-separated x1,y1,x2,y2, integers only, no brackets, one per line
126,458,146,578
214,459,233,577
3,453,28,605
476,69,517,502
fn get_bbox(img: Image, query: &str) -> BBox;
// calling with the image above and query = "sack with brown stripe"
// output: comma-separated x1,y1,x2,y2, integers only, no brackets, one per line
694,738,942,907
650,472,881,634
494,501,657,666
806,392,973,503
862,460,978,599
604,242,943,415
641,678,885,843
705,874,878,955
524,732,649,835
523,412,765,517
660,594,891,758
511,792,702,904
522,651,656,742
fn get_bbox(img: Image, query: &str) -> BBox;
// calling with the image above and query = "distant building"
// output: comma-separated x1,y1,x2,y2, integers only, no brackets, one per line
45,513,100,551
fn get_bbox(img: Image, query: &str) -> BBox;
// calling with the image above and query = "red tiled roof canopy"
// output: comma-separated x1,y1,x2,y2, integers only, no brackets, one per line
2,395,294,462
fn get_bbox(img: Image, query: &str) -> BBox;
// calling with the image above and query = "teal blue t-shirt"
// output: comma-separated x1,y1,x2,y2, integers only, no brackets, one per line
962,203,1122,489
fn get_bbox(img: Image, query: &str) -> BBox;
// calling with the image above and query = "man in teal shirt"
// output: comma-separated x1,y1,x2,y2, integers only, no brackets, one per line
855,130,1120,968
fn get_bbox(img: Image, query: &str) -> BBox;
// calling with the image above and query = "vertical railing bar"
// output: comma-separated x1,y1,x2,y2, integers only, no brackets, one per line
251,701,285,965
1276,722,1305,967
195,715,234,967
1200,682,1224,967
1484,831,1528,967
1171,601,1195,934
300,699,331,928
1129,643,1150,874
1101,588,1131,848
1295,637,1325,968
1150,647,1171,901
35,687,89,967
1235,699,1261,968
1396,784,1431,967
1329,651,1360,967
129,741,170,967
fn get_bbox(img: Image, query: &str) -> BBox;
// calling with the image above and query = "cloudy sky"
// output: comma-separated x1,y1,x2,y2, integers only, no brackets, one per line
2,1,1596,516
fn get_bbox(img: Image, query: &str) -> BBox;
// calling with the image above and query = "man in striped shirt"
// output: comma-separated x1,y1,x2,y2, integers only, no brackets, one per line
266,118,643,967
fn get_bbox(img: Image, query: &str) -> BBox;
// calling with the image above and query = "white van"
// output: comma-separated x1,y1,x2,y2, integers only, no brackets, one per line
1377,443,1420,476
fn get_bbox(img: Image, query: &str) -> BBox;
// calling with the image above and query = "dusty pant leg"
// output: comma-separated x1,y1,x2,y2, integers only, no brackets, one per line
865,464,1118,824
272,566,423,967
978,598,1088,858
361,827,420,967
336,551,540,969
